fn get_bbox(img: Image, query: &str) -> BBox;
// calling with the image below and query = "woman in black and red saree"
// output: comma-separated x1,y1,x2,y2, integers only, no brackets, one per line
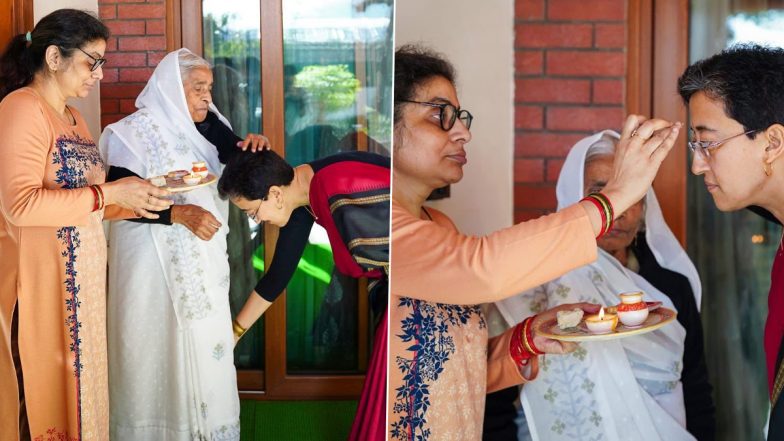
218,149,389,440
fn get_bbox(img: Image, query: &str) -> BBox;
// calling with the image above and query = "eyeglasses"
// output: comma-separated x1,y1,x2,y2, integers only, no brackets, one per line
75,47,107,72
402,100,473,131
688,129,759,160
244,200,263,223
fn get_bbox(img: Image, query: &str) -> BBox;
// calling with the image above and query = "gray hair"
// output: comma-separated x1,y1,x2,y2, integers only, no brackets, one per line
584,133,618,164
178,50,211,83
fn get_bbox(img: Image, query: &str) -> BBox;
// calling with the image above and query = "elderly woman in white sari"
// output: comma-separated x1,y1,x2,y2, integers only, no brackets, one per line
495,130,715,441
99,48,266,440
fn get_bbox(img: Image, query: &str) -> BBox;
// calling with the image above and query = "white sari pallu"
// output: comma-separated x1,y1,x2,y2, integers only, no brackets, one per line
101,49,240,440
496,130,701,441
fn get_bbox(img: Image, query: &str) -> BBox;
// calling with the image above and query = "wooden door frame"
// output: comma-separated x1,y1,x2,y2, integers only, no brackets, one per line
171,0,373,400
627,0,690,246
1,0,34,42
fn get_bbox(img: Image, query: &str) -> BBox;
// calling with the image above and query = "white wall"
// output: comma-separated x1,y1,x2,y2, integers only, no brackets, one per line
35,0,102,140
395,0,515,235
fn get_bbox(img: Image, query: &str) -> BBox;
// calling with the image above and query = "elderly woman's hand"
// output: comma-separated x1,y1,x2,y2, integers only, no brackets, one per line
530,302,601,355
236,133,271,152
171,204,222,241
601,115,682,215
100,177,172,219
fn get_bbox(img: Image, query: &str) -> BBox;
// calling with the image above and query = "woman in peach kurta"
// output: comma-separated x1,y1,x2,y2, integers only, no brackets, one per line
0,10,170,441
388,45,682,440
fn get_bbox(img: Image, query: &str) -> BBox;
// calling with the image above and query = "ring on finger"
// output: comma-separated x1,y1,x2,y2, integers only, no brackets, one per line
631,129,639,138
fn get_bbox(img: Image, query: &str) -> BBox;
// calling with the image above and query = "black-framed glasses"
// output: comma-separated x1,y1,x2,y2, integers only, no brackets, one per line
75,47,107,72
687,129,760,160
403,100,473,131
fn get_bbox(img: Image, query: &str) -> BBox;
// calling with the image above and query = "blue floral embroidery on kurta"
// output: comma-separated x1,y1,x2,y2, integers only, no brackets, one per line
390,297,485,440
51,133,104,189
51,134,101,440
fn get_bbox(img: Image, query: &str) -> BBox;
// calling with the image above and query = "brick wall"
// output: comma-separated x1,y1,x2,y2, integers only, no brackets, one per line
98,0,167,128
513,0,627,222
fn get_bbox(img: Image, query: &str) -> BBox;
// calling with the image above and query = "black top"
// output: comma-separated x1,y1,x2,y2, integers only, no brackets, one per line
254,151,390,302
631,233,717,441
106,110,243,224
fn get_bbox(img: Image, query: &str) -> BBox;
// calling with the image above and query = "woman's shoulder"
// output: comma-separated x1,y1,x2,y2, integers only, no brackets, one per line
391,199,458,232
0,87,45,113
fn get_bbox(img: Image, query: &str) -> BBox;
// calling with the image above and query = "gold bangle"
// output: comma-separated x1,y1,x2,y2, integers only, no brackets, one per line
521,318,537,356
232,319,247,340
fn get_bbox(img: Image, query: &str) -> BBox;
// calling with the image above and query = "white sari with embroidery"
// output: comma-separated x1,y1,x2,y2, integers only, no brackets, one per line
101,49,240,440
496,130,701,441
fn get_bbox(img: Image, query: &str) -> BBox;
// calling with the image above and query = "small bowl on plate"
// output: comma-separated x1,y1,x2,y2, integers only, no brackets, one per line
183,174,202,186
617,291,649,328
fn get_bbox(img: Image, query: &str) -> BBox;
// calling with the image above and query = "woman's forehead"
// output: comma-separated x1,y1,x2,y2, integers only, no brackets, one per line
413,76,459,105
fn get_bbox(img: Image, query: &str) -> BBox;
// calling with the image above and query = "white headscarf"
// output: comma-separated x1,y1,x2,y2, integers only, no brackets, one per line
100,48,240,436
556,129,702,309
496,130,698,441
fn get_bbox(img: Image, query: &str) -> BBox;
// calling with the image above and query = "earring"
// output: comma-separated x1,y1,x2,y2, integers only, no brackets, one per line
764,162,773,177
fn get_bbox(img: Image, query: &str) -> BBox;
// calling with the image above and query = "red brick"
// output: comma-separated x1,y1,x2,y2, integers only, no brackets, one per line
592,79,623,104
146,19,165,35
514,184,557,209
516,50,543,75
105,37,118,51
101,0,148,3
107,52,146,68
514,209,548,222
516,23,592,49
546,158,565,182
118,67,154,83
101,84,145,99
99,4,116,20
595,24,625,48
516,0,545,20
101,68,118,83
547,0,625,21
546,51,624,77
515,132,586,157
546,106,624,131
119,36,166,51
101,98,119,114
117,4,165,20
514,158,545,183
147,51,166,67
516,78,590,103
515,105,544,129
120,99,137,114
105,20,145,36
102,114,123,128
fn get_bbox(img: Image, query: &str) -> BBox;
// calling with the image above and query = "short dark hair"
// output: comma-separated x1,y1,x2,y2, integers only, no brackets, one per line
218,149,295,201
0,9,110,100
678,44,784,138
394,44,456,125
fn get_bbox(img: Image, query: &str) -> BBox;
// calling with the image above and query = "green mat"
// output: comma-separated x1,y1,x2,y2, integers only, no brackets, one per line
240,400,358,440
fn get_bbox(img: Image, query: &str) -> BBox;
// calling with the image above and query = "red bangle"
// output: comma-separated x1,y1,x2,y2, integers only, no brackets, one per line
94,184,105,210
94,185,106,210
581,196,608,238
88,185,99,212
509,321,533,367
524,316,545,355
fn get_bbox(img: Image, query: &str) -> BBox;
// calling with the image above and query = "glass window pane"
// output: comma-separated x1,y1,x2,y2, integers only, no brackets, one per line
202,0,265,370
281,0,393,374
